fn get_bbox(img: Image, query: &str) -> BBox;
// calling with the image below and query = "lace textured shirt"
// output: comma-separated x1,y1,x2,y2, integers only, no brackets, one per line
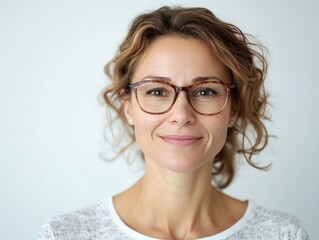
37,197,309,240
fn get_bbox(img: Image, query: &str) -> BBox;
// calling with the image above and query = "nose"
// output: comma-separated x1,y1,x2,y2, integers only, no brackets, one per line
167,91,195,126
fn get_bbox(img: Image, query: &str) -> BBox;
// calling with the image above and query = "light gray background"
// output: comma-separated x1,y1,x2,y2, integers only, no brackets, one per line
1,0,318,239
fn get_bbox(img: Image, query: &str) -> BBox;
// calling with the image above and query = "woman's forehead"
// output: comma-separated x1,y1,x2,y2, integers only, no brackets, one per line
132,36,230,84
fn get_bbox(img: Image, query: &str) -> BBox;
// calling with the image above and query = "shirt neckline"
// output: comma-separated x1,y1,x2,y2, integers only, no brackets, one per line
107,197,255,240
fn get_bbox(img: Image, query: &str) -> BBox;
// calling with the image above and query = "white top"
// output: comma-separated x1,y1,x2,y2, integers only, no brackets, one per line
37,197,309,240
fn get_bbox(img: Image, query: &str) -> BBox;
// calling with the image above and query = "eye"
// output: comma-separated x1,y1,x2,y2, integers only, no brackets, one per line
193,87,218,97
145,88,171,97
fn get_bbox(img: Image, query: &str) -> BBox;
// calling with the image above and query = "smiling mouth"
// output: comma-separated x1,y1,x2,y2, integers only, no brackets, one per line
160,135,203,146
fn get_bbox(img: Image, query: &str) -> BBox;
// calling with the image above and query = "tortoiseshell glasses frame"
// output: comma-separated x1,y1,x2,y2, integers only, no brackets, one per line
127,79,236,116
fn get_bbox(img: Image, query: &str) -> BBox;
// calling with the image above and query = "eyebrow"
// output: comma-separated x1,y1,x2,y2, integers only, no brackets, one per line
141,75,223,83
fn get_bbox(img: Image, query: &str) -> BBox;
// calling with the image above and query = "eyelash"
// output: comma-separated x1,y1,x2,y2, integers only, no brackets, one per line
146,88,171,96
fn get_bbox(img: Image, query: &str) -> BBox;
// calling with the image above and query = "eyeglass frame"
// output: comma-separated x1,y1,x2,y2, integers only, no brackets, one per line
127,79,237,116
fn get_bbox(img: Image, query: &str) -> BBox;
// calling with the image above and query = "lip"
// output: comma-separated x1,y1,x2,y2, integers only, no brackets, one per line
160,135,203,146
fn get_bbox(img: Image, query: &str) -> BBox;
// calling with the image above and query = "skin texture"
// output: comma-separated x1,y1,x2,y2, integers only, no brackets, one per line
116,36,246,240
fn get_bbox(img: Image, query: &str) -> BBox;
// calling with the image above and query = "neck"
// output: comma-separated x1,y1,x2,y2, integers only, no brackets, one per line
138,159,217,216
114,160,239,239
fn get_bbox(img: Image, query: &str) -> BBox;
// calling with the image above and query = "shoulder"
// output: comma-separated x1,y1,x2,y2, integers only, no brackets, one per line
233,202,309,240
37,199,129,240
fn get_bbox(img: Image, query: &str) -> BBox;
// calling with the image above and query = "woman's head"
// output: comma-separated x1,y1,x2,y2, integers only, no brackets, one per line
102,6,269,188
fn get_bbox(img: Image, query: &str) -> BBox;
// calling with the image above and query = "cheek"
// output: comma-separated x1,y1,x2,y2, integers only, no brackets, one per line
207,123,228,146
204,112,231,152
131,107,162,152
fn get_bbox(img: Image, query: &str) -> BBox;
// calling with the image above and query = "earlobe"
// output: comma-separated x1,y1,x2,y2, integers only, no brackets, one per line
228,107,238,128
121,90,133,124
228,119,237,128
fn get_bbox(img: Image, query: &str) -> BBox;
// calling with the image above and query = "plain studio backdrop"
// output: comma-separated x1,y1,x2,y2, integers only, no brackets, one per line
0,0,318,239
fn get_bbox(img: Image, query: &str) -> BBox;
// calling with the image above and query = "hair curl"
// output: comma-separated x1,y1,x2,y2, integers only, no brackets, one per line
102,6,270,188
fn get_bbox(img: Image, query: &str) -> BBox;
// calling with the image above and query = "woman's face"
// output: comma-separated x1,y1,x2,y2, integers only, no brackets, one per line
123,36,237,173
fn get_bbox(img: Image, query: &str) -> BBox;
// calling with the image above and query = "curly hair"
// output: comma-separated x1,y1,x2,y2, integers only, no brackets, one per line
102,6,270,188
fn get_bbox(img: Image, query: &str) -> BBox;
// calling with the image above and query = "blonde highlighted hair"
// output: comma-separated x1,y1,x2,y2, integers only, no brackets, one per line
102,6,270,188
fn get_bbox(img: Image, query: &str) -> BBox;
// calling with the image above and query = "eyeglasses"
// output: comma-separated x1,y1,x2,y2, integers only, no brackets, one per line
128,79,236,115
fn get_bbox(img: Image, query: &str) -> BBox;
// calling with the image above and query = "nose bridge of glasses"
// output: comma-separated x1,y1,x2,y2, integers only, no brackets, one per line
173,86,192,106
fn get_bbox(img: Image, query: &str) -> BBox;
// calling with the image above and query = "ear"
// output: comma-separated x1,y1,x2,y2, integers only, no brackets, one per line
228,104,239,128
120,89,134,125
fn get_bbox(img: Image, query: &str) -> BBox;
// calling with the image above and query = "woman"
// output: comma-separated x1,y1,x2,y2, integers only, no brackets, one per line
38,6,309,240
